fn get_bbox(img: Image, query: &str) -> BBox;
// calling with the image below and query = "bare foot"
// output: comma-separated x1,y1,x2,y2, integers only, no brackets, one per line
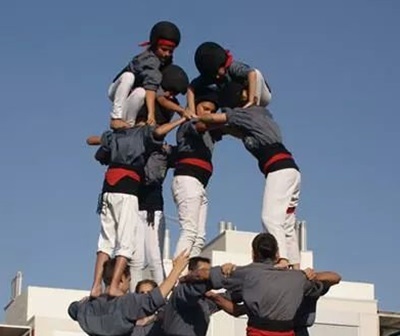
110,119,131,130
107,286,125,297
90,285,102,298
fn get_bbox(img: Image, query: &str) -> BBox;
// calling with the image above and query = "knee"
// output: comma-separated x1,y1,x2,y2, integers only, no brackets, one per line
253,69,263,80
120,72,135,85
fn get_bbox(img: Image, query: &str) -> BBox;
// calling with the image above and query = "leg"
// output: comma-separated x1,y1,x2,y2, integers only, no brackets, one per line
261,170,298,267
109,72,135,121
191,189,208,257
91,193,115,297
172,176,203,257
108,193,139,296
90,252,110,297
254,69,272,107
284,170,302,269
129,210,147,291
124,87,146,126
145,210,166,284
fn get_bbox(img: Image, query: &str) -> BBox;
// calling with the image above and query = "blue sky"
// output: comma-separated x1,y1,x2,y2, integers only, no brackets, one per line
1,0,399,317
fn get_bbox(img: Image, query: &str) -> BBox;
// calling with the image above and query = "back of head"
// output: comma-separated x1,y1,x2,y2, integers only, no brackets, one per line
161,64,189,95
219,81,247,108
188,256,211,271
150,21,181,48
194,42,227,78
103,258,130,286
252,233,278,262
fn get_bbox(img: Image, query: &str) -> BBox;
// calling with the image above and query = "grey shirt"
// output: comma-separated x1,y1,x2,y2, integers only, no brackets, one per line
97,126,163,170
175,121,220,161
114,49,168,91
209,261,327,328
162,282,219,336
223,106,298,174
190,60,254,92
224,106,282,147
68,288,166,336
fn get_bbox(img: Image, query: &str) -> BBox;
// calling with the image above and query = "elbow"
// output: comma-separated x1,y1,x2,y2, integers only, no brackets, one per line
195,122,208,133
153,131,165,141
333,272,342,284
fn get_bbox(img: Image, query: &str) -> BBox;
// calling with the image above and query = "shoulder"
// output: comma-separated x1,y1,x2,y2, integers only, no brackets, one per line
134,50,161,69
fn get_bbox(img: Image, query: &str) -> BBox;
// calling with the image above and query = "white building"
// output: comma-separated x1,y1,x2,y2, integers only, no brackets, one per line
2,223,399,336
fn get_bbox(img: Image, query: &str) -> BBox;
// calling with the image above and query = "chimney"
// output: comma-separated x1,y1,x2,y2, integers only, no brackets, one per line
163,229,170,260
297,220,307,251
11,271,22,300
226,222,234,230
219,221,226,233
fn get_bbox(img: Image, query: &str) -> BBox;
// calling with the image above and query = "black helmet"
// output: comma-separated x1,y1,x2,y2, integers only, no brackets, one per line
161,64,189,95
149,21,181,47
195,87,220,109
194,42,227,77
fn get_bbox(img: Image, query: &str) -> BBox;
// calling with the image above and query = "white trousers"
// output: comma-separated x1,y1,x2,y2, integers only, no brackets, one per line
129,210,166,289
97,192,138,259
261,169,301,264
254,69,272,107
172,176,208,258
108,72,146,126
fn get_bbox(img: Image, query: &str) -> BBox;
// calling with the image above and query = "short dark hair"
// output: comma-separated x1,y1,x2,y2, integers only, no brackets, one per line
252,233,278,262
188,256,211,271
135,279,158,293
102,259,130,286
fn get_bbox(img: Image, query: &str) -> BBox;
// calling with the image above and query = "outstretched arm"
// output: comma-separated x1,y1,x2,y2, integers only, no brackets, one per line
243,70,257,108
86,136,101,146
314,271,341,286
206,292,246,317
153,117,186,140
145,90,157,125
186,86,196,115
157,96,186,117
198,113,228,125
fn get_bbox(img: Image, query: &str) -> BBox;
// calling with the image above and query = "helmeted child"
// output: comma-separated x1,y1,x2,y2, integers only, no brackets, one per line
172,88,223,258
127,64,188,286
86,114,186,298
197,82,300,269
155,64,191,121
129,144,177,287
187,41,272,114
108,21,181,130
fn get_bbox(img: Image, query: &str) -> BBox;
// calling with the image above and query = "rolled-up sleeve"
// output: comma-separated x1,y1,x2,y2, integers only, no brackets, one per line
303,280,327,298
223,107,249,129
121,288,166,322
173,282,210,306
228,61,254,80
141,57,162,91
209,266,245,298
144,126,164,150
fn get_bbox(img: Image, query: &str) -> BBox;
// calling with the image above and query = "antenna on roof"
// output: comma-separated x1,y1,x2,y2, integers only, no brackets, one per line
11,271,23,300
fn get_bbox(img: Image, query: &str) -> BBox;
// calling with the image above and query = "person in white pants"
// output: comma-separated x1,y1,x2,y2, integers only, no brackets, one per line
197,81,301,269
187,41,272,115
86,114,187,298
108,21,181,130
129,146,176,287
172,89,223,258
